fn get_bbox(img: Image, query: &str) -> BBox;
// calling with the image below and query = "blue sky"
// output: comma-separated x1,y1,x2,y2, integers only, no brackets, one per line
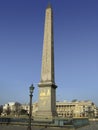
0,0,98,106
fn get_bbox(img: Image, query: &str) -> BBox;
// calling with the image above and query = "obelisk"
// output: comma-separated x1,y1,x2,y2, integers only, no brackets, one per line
36,4,57,120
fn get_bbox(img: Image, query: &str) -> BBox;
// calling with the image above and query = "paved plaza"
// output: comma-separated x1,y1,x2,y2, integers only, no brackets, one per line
0,125,73,130
0,121,98,130
76,121,98,130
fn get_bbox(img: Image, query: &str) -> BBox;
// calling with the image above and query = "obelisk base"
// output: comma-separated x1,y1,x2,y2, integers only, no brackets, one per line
34,82,57,121
34,111,57,122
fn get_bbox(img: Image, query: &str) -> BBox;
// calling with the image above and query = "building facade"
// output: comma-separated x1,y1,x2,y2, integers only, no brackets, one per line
33,100,97,118
1,100,98,118
2,102,21,116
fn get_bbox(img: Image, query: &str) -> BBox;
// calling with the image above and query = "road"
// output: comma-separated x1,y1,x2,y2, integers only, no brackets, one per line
0,125,74,130
76,121,98,130
0,121,98,130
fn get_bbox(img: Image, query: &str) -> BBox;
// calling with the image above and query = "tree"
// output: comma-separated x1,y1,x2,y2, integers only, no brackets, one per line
0,105,3,115
72,99,78,102
19,109,28,115
6,104,11,115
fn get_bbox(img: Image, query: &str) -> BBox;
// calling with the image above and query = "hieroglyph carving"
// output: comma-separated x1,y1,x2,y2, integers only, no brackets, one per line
40,89,50,96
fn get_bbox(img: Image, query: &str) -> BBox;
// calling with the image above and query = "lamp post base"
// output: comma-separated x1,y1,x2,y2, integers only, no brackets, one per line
27,125,31,130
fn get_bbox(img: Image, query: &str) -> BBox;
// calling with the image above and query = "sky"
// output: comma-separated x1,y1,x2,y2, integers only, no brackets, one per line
0,0,98,106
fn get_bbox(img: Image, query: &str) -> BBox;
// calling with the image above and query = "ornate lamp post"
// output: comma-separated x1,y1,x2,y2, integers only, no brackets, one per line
28,84,34,130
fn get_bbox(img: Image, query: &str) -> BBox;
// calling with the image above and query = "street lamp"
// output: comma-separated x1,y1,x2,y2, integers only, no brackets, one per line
28,84,34,130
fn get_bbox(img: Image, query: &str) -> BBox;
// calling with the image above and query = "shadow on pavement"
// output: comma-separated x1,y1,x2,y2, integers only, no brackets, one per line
39,126,47,130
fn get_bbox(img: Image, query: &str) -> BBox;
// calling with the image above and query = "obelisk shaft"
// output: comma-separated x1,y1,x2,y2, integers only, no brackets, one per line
35,5,57,120
41,5,55,83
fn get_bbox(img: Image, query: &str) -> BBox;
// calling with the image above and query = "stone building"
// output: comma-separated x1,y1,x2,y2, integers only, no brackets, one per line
20,102,38,116
2,100,97,118
56,100,96,118
2,102,21,115
32,100,97,118
94,107,98,118
56,101,75,117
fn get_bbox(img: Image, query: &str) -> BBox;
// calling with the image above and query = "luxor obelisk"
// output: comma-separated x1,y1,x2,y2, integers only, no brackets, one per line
36,4,57,119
